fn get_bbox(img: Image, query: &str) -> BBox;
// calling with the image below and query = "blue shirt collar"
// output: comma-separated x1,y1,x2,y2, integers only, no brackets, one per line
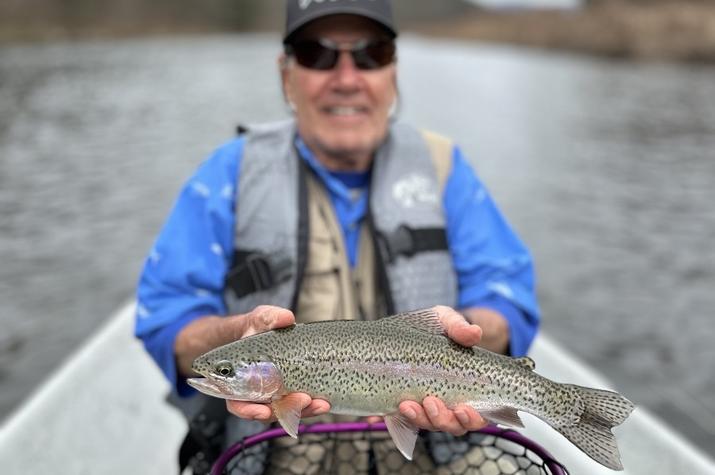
294,136,370,202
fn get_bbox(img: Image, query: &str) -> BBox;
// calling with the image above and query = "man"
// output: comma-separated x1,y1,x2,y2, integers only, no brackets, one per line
135,0,540,472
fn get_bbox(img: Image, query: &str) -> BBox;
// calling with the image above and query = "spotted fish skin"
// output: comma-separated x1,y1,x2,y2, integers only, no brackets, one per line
190,309,635,471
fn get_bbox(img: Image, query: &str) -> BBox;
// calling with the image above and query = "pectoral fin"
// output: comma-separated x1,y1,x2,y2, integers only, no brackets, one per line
271,394,305,438
384,413,419,460
480,407,525,428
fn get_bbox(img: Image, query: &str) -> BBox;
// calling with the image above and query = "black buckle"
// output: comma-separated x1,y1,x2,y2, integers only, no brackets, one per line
244,254,274,291
379,225,448,263
226,251,292,299
386,225,416,261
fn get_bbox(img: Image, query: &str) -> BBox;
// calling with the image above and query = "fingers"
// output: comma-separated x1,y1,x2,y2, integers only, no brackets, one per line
302,398,331,418
452,404,487,431
399,396,486,436
227,400,275,422
433,305,483,348
226,394,330,424
402,397,467,436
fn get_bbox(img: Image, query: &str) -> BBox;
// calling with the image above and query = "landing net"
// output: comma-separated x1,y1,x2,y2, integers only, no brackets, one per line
211,422,569,475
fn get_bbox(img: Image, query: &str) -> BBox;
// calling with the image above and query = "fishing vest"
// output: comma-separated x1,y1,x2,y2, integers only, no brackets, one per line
223,119,458,321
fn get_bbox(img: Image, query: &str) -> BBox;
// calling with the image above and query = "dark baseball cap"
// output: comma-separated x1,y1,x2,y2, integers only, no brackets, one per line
283,0,397,44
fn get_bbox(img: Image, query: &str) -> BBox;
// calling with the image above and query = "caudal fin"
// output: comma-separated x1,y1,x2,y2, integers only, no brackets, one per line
556,386,635,471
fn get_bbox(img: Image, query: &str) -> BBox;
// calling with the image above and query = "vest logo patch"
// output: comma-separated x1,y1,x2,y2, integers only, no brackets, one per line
392,174,438,208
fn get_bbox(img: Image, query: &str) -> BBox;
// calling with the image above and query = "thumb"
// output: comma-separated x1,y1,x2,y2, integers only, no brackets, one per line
246,305,296,337
433,305,482,347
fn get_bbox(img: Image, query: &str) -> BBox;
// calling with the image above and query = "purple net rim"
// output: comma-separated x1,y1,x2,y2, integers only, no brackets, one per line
211,422,569,475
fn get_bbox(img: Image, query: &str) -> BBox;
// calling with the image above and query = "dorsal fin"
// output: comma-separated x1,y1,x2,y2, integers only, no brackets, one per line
378,309,445,335
514,356,535,371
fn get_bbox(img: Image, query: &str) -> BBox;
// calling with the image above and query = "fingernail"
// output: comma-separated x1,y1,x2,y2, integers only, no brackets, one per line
455,410,469,425
425,400,439,418
404,408,417,420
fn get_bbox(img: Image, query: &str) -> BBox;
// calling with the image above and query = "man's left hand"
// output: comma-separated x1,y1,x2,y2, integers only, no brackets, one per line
398,305,488,435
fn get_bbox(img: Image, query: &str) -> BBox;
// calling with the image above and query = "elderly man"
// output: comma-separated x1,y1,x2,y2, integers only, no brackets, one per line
135,0,540,473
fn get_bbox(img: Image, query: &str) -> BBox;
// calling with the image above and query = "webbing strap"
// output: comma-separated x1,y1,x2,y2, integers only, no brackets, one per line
225,250,292,299
379,225,448,263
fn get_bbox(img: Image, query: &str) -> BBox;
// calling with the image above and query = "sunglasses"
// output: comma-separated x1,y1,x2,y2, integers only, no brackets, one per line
285,38,396,71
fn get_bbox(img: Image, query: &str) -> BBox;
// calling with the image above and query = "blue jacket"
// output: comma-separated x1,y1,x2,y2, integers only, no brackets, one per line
135,134,541,395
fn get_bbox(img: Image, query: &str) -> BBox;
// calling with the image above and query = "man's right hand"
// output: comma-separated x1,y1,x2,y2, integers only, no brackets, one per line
174,305,330,423
174,305,296,377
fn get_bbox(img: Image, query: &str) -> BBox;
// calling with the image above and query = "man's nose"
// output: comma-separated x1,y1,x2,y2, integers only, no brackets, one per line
332,51,361,89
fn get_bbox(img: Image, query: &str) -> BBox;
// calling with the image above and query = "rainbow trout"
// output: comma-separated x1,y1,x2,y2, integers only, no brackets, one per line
187,309,635,470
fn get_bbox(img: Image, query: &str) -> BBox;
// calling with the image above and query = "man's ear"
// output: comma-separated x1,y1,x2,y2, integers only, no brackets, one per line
278,54,293,105
278,53,290,71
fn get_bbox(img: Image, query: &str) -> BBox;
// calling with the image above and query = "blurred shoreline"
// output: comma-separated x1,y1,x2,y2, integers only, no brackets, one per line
2,1,715,62
419,1,715,62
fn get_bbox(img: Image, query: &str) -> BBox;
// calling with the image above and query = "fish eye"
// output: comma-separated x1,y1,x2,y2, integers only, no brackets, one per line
214,360,234,377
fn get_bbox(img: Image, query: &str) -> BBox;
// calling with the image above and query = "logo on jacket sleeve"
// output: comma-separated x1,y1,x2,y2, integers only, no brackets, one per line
392,174,438,208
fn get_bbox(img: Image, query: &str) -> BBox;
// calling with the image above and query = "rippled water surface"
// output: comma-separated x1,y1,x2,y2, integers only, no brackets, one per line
1,34,713,455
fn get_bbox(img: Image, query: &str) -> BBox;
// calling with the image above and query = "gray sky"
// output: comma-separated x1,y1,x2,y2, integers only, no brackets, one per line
465,0,581,9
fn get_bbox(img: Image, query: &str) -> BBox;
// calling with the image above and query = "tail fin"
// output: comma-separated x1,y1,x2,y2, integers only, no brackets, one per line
556,386,635,471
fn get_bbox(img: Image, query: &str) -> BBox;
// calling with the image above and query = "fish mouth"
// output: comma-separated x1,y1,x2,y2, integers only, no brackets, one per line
187,377,235,400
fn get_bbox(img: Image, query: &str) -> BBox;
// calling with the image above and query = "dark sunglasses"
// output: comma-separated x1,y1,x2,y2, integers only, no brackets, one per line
284,38,396,71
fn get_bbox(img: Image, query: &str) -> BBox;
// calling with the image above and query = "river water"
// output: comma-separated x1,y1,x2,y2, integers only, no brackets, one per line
1,34,713,455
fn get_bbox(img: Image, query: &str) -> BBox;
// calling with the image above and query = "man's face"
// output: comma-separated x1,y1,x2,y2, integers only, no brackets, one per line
281,15,397,171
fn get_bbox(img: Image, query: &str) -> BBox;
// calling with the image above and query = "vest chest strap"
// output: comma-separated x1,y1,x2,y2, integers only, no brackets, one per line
377,225,448,263
225,230,447,300
226,250,293,299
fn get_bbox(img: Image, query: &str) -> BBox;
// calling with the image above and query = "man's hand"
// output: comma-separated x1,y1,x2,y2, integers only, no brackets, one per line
227,392,330,423
435,305,484,348
175,305,330,423
175,305,296,377
399,397,486,436
397,305,489,435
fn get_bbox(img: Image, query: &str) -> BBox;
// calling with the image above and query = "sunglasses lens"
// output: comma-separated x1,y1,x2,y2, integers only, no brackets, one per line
291,40,338,70
288,39,395,71
355,41,395,70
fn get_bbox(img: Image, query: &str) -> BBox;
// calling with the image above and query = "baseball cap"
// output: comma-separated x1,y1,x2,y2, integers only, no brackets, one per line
283,0,397,44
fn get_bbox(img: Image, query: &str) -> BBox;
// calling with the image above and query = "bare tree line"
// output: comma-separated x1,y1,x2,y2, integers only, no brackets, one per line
0,0,474,40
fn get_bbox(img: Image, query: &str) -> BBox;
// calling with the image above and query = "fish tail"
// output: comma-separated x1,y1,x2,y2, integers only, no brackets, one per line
554,386,635,471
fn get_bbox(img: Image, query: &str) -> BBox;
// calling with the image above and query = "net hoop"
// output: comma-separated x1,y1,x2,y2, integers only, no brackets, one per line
211,422,569,475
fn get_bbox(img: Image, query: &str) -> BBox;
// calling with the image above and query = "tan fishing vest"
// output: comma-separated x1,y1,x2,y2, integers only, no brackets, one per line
295,129,453,323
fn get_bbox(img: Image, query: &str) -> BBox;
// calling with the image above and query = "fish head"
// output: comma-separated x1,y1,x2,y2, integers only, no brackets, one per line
187,349,284,402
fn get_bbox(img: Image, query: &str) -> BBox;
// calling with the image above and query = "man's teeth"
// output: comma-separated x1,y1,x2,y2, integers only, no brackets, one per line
328,106,362,115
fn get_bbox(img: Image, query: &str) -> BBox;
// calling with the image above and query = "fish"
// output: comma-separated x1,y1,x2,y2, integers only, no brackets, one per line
187,309,635,471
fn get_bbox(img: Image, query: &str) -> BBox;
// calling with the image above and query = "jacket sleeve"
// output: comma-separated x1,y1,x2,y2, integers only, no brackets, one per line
134,138,244,395
443,146,540,357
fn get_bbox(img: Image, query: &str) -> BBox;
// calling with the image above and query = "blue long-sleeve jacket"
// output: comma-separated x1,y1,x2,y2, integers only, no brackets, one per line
135,135,540,395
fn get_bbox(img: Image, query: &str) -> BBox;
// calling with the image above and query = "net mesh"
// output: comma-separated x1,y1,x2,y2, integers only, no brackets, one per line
220,424,567,475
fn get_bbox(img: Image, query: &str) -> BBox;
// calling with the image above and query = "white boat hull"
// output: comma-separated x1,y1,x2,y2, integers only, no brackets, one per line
0,303,713,474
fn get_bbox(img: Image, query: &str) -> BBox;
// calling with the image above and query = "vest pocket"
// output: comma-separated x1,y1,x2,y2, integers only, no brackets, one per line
297,234,344,321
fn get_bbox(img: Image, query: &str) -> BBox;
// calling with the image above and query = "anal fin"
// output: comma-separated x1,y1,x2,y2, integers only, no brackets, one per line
384,413,419,460
479,407,525,428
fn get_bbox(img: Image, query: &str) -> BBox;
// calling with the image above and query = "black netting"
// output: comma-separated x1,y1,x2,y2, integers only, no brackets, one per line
222,426,567,475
